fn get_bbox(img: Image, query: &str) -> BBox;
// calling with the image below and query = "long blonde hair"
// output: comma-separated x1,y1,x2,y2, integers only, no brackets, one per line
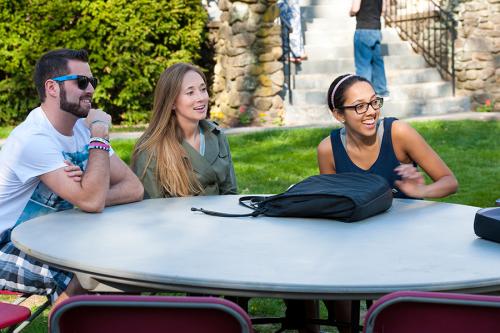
132,63,206,197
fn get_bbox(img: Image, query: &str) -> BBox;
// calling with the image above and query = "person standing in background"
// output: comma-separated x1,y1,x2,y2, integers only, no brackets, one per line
350,0,390,99
202,0,221,21
278,0,308,63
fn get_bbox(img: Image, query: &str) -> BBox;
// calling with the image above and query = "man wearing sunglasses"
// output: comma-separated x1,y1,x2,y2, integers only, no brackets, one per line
0,49,144,305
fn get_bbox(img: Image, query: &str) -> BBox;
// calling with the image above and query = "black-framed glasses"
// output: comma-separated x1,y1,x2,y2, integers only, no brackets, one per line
339,97,384,115
50,75,98,90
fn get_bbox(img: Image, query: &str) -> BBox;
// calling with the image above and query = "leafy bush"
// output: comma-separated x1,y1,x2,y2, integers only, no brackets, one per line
476,99,494,113
0,0,208,125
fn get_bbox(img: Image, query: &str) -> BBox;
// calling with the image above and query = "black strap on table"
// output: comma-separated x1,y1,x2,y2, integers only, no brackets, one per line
191,196,268,218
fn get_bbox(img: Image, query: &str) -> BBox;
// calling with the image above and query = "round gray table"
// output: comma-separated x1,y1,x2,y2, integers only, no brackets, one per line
11,196,500,300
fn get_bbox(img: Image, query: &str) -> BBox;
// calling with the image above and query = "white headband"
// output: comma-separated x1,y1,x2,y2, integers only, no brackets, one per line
331,74,355,109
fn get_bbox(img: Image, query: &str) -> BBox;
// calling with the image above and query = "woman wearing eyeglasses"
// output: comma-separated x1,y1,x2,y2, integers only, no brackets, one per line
131,63,237,199
317,74,458,333
317,73,458,200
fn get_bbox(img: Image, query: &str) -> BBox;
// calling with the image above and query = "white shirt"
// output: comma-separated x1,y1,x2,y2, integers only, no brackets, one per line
0,107,95,233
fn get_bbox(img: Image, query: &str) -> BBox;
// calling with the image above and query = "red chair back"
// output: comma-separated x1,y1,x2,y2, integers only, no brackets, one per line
49,295,253,333
364,291,500,333
0,302,31,329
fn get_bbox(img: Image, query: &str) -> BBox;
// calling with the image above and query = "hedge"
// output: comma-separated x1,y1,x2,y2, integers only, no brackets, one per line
0,0,208,125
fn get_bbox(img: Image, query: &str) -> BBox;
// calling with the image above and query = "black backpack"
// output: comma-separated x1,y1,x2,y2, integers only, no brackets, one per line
474,207,500,243
192,172,393,222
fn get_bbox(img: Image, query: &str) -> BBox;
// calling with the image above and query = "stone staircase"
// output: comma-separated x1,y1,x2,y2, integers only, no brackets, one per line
283,0,471,126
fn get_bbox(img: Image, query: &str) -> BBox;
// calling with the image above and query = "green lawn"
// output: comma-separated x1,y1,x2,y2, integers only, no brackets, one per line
115,120,500,207
0,126,13,139
1,119,499,332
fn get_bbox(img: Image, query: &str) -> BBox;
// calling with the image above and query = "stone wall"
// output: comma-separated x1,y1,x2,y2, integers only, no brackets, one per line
455,0,500,111
209,0,285,127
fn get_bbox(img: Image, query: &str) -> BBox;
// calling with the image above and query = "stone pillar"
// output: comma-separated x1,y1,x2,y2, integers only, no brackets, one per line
455,0,500,111
210,0,285,126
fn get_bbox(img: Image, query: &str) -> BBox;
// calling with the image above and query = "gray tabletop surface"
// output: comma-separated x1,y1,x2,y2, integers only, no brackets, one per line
11,196,500,300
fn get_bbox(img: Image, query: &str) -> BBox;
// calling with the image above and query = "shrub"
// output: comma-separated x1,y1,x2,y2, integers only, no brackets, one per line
476,99,494,113
0,0,208,125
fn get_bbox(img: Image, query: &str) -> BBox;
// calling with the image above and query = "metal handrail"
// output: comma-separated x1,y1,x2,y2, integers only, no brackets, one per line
279,12,293,104
384,0,457,95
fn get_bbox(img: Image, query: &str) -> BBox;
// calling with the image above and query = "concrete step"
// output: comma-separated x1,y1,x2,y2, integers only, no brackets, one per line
291,89,327,106
283,104,335,126
382,96,471,117
292,58,354,75
304,29,407,47
283,96,471,126
305,42,413,59
386,68,443,85
292,74,342,90
299,0,336,6
304,18,356,31
304,25,402,45
291,81,453,105
383,54,429,70
391,81,453,100
294,55,428,74
302,5,352,20
292,68,444,90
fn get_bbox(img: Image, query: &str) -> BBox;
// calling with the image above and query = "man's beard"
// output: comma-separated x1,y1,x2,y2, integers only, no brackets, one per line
60,86,90,118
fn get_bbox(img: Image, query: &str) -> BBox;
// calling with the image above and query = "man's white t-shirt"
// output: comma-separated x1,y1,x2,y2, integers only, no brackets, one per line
0,107,95,233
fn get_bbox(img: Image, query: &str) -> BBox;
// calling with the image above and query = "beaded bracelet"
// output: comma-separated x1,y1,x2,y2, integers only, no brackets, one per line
90,141,110,149
89,143,110,152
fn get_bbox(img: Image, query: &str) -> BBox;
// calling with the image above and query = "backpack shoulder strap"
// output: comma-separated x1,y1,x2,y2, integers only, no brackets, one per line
190,207,260,217
238,195,267,210
190,195,268,218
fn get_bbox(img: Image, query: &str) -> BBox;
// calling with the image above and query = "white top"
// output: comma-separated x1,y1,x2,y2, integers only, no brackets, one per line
12,196,498,299
0,107,95,232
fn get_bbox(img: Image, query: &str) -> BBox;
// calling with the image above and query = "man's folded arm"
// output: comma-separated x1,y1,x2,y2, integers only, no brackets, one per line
39,149,111,212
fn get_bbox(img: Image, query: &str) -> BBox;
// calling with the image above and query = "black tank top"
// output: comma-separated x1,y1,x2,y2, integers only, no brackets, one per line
356,0,383,30
330,117,417,199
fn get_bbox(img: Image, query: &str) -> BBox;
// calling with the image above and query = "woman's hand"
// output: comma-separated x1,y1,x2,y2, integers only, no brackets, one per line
64,160,83,182
392,120,458,198
394,163,426,198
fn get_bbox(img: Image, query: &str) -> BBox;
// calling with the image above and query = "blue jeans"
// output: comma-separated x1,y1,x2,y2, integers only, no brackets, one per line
354,29,389,96
278,0,305,58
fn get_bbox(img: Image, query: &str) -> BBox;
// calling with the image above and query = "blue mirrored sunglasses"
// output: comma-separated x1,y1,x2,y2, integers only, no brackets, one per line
51,75,98,90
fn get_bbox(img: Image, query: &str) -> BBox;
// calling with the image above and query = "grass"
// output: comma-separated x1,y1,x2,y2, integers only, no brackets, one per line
1,119,499,332
111,125,148,133
410,121,499,207
0,126,13,139
115,120,500,207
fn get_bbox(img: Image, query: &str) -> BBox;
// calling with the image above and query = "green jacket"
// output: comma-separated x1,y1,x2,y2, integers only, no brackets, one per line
133,120,237,198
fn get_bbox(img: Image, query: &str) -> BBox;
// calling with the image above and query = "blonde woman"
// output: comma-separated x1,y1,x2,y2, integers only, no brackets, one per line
132,63,237,198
